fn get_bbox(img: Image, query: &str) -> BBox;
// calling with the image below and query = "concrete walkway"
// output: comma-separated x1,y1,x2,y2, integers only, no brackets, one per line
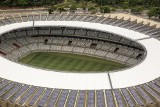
104,13,160,28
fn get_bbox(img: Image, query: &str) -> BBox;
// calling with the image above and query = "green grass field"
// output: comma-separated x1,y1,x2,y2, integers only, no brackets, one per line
19,52,128,73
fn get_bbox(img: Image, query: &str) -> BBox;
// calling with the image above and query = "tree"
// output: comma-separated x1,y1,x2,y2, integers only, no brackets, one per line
88,6,97,13
100,6,111,13
131,6,143,14
70,3,77,11
88,6,95,11
48,8,53,14
129,0,139,6
57,7,65,13
122,1,129,10
18,0,28,6
147,7,160,19
1,0,10,6
42,0,55,5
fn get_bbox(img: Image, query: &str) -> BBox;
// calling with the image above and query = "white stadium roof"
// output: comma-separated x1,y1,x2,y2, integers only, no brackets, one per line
0,21,159,90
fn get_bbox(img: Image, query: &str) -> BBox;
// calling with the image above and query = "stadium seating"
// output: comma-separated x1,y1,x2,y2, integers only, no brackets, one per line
0,12,160,107
0,78,160,107
0,35,143,66
1,12,157,39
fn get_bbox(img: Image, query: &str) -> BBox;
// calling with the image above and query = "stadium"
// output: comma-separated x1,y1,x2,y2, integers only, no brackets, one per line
0,11,160,107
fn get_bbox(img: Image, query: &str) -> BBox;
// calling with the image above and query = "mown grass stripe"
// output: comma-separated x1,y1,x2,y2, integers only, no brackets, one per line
46,57,63,69
57,58,72,70
81,62,93,71
67,59,81,71
86,62,97,71
74,60,85,71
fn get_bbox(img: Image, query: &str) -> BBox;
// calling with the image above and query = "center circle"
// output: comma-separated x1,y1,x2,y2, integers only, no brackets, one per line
0,26,146,73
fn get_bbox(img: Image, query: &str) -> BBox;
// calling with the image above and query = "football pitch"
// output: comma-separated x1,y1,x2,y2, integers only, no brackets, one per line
19,52,128,72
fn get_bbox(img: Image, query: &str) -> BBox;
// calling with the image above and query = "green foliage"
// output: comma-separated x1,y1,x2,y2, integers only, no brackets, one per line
100,6,111,13
90,9,98,14
48,5,57,13
129,0,140,6
0,0,62,7
147,7,160,19
88,6,96,11
0,0,159,12
57,7,66,12
70,3,77,11
51,6,57,10
111,8,116,11
1,0,10,6
122,1,129,10
88,6,98,14
131,6,143,14
48,8,53,14
18,0,28,6
42,0,56,5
